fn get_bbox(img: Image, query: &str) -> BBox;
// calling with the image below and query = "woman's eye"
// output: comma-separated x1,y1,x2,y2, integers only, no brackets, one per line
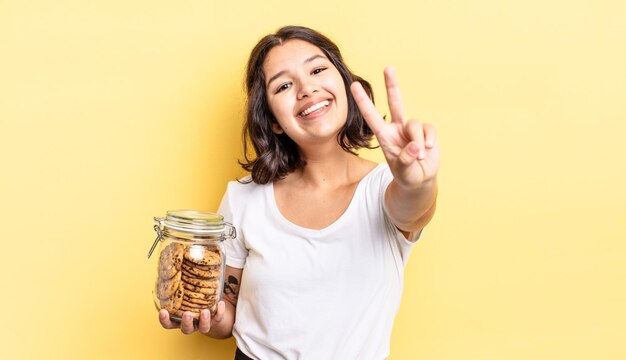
276,83,291,93
312,67,327,75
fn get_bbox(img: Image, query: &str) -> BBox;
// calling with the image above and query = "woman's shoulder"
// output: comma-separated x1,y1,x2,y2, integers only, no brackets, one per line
359,158,380,172
359,159,388,182
358,160,393,198
224,176,270,198
221,176,270,214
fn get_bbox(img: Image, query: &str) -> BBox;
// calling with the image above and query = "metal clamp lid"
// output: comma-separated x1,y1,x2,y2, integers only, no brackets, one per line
147,220,164,259
147,210,237,258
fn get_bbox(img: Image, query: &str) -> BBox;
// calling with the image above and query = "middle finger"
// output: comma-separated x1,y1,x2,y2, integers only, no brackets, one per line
384,66,406,124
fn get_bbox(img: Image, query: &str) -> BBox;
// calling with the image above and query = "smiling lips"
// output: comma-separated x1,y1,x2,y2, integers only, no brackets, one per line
298,100,331,117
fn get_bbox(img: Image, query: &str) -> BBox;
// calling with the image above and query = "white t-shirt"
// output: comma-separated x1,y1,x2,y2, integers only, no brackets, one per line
218,163,420,360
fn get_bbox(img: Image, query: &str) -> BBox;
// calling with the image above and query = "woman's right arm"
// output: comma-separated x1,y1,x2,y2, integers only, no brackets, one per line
158,265,243,339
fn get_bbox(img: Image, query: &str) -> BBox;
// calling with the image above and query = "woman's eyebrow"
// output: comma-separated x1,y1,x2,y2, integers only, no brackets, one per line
266,54,328,87
303,54,326,64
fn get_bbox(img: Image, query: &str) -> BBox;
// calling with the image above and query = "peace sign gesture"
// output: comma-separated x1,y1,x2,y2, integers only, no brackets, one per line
350,67,440,190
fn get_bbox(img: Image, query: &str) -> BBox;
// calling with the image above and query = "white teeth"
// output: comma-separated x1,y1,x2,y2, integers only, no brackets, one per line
300,100,330,116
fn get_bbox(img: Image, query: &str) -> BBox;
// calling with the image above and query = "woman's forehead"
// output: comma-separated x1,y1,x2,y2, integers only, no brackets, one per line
262,39,328,77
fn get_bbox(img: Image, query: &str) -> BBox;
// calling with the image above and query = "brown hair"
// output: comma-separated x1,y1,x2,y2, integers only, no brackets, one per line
239,25,377,184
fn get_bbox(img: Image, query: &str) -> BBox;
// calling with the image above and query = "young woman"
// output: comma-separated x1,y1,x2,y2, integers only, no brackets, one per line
159,25,440,360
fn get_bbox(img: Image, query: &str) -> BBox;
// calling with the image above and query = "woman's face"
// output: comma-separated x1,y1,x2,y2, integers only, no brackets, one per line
262,39,348,148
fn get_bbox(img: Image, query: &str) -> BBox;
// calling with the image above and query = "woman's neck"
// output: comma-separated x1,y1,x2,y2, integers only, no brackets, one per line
290,144,369,188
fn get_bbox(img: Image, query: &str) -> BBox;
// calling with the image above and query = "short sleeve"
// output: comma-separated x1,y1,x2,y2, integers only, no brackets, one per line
218,183,247,269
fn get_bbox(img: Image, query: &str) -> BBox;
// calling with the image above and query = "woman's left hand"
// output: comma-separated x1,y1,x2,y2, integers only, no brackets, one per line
350,67,440,190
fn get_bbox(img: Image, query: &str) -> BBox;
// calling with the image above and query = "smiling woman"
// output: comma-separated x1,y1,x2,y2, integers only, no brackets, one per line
240,26,377,185
157,25,440,360
263,40,350,149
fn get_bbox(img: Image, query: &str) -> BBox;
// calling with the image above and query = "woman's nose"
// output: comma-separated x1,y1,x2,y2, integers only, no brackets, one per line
297,81,318,99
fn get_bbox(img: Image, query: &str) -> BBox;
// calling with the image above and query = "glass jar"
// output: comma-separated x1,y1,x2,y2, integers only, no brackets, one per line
148,210,235,321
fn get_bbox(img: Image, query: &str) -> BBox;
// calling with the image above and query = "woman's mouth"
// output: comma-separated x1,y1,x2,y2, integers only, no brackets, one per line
298,100,331,117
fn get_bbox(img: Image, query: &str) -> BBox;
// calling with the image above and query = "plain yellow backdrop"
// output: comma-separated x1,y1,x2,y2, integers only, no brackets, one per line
1,0,625,359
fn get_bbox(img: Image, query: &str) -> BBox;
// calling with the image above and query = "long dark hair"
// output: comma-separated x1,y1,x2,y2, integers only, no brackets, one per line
239,25,377,184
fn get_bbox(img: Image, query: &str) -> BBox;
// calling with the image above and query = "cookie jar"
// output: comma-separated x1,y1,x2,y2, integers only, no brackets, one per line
148,210,235,321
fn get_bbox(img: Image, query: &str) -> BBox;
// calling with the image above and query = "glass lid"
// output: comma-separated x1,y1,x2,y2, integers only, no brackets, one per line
162,210,225,233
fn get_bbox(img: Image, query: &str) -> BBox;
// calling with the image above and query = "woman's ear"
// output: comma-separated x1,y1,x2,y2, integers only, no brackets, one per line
271,122,284,134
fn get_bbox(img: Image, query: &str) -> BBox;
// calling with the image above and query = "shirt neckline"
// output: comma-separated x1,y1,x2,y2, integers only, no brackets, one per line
267,163,386,236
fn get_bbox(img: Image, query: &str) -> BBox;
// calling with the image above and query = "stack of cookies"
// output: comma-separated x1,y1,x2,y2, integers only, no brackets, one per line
156,242,221,320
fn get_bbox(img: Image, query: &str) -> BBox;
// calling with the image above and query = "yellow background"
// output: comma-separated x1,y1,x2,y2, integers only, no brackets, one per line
1,0,625,358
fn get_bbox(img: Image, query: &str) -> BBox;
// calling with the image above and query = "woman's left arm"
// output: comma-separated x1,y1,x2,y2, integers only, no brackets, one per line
351,67,440,235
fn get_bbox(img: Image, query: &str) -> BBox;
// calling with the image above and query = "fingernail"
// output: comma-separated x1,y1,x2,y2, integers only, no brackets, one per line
408,143,419,156
201,310,209,320
418,149,426,159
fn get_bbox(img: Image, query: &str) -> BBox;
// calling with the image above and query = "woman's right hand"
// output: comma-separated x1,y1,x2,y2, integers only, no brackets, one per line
159,266,241,338
158,300,227,335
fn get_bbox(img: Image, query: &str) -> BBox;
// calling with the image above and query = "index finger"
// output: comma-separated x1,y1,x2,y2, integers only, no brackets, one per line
198,310,212,334
384,66,406,124
180,311,196,334
350,81,385,134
